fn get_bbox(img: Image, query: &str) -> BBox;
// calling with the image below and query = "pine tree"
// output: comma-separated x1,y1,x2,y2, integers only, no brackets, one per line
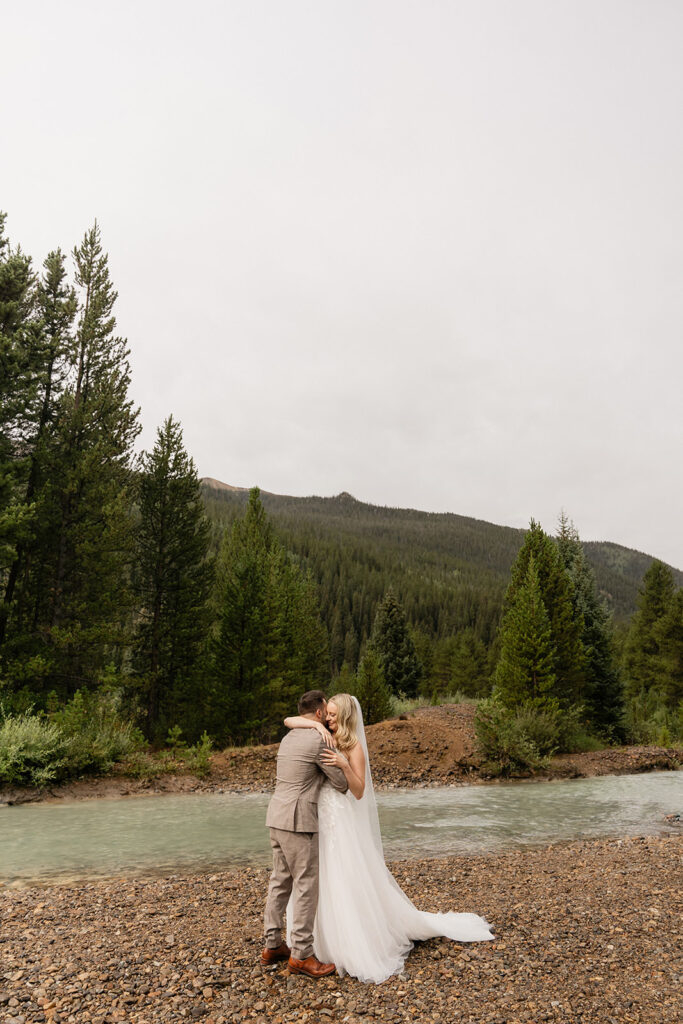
353,648,393,725
0,214,39,647
505,519,585,706
334,661,357,695
450,628,490,697
132,416,214,742
212,488,328,743
266,547,329,731
623,561,676,702
428,636,458,698
212,488,272,742
557,515,623,737
1,249,76,651
368,588,422,697
411,626,437,697
493,555,556,707
33,223,140,697
656,589,683,714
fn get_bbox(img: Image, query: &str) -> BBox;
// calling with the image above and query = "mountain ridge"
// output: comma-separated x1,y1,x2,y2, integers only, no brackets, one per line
202,478,680,571
200,478,682,630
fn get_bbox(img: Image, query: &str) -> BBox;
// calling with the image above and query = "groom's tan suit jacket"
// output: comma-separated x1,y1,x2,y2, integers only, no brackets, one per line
266,728,348,831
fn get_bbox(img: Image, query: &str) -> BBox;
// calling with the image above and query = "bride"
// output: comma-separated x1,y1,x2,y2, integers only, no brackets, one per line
284,693,494,983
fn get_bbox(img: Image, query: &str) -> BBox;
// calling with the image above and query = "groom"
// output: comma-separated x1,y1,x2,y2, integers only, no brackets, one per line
261,690,348,978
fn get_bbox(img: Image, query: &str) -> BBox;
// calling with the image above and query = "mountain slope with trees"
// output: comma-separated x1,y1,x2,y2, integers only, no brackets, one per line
201,481,682,679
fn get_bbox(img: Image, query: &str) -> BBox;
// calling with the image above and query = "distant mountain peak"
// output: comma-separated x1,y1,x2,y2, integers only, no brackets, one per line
201,477,354,502
201,477,249,492
201,477,273,496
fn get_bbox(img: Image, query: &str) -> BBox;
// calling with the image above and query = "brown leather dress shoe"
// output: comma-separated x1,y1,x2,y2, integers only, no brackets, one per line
261,942,291,965
287,955,336,978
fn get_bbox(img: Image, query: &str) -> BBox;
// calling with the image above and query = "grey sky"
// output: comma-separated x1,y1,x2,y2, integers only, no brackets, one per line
4,1,682,568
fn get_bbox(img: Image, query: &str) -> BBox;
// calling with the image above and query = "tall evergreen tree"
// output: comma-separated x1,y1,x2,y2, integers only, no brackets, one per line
1,249,76,650
450,628,490,697
425,634,454,698
368,588,423,697
0,214,39,648
353,648,393,725
266,546,330,728
28,224,140,697
656,589,683,714
333,660,356,695
212,488,328,743
493,555,556,706
132,416,214,742
212,488,272,742
623,560,676,703
557,515,623,737
505,519,585,706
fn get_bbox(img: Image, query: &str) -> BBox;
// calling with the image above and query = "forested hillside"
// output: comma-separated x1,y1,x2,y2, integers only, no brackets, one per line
202,480,682,674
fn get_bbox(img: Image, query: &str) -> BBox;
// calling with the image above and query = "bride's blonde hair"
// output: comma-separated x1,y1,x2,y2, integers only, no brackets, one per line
328,693,358,754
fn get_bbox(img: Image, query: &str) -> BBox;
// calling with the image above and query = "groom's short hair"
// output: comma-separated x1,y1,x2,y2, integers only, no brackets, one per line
298,690,327,715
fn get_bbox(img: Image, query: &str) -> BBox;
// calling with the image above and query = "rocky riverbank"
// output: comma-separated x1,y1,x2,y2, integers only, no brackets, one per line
1,834,680,1024
1,705,680,806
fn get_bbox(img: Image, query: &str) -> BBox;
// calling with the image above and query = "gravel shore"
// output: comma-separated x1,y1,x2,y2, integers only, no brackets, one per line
1,834,680,1024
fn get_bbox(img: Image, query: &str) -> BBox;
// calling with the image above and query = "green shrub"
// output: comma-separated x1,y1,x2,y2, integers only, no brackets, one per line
474,697,549,774
0,712,66,787
50,689,145,776
475,696,609,774
118,728,213,780
622,693,682,746
184,731,213,778
509,701,561,756
556,704,607,752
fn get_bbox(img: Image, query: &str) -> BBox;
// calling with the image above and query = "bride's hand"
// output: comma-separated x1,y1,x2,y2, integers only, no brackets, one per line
320,747,348,768
314,722,335,748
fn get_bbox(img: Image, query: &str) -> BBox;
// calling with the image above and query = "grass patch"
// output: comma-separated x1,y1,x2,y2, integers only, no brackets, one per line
391,691,478,716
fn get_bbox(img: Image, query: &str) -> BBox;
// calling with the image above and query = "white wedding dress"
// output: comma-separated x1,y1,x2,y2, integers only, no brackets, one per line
288,698,494,983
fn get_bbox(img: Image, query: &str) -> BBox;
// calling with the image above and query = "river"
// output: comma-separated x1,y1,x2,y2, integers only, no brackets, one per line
0,771,680,887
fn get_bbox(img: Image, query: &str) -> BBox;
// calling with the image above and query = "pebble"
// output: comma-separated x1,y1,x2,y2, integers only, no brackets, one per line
1,835,680,1023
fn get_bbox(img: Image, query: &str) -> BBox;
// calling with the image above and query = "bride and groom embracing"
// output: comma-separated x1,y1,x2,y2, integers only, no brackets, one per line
262,690,494,984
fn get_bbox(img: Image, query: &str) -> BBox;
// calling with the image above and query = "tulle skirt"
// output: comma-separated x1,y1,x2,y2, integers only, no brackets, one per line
308,783,494,983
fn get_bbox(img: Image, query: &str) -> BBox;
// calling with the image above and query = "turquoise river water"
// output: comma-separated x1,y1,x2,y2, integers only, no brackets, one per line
0,771,680,887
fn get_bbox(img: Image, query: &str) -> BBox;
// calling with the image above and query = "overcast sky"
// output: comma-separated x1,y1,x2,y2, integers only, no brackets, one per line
3,1,682,568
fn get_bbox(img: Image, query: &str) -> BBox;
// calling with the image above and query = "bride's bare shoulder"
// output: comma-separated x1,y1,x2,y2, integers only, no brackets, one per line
348,741,365,768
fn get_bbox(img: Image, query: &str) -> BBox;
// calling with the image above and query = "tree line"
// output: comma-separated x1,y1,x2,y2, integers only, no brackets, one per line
473,515,682,768
1,216,680,760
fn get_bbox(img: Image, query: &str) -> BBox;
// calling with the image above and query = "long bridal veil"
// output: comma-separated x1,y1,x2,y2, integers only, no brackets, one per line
348,696,384,855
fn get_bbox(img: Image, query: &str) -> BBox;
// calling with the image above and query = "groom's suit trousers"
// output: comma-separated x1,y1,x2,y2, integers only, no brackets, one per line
265,827,319,960
264,728,348,960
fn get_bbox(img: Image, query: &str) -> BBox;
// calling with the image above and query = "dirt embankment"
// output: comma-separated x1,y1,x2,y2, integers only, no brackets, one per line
1,704,680,805
1,834,681,1023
